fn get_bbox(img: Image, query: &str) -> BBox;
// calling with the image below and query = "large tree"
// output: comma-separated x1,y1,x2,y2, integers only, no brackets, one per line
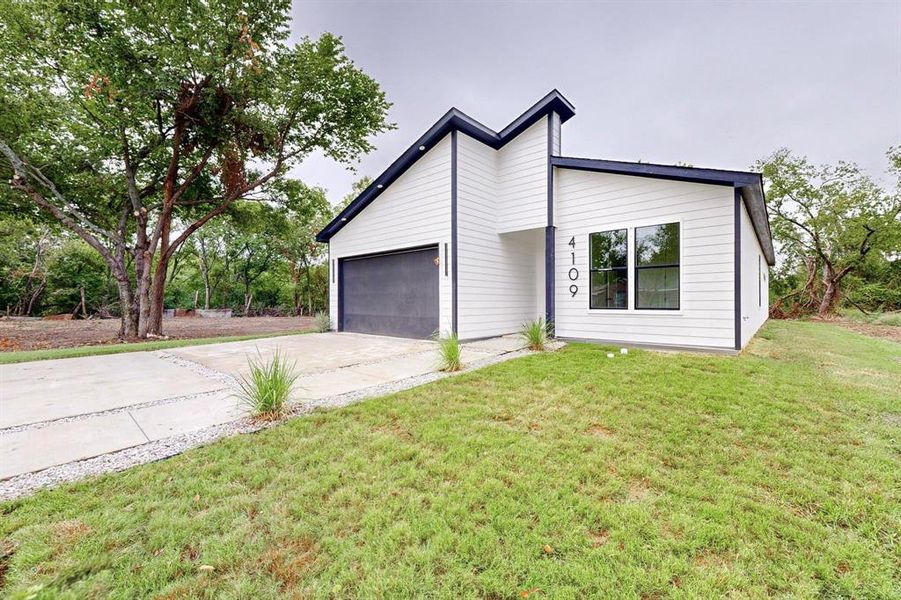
758,148,900,316
0,0,391,338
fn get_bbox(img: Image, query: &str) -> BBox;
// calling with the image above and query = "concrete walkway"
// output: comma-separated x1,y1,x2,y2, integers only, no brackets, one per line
0,332,524,481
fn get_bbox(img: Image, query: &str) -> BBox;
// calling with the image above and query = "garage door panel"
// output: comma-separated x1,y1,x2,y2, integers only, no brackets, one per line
341,246,439,339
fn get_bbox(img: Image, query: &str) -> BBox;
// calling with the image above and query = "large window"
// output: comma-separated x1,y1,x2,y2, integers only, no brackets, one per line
589,229,628,309
635,222,680,310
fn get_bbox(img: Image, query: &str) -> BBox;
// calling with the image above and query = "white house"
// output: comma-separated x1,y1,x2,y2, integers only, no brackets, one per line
316,91,774,352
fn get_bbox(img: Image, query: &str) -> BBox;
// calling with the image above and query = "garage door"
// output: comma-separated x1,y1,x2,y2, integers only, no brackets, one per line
340,246,440,339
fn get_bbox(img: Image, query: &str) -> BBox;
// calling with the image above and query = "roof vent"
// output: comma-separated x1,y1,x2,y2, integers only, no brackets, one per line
418,145,426,151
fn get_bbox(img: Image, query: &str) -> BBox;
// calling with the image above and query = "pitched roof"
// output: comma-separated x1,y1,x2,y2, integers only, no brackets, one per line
316,90,576,242
550,156,775,265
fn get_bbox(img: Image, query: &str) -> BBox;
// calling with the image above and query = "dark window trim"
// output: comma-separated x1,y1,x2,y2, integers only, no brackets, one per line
634,222,681,311
588,229,628,310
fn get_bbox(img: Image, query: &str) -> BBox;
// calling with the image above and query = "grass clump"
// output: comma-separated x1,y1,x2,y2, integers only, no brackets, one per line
520,317,548,351
313,311,332,333
436,333,462,372
235,350,299,419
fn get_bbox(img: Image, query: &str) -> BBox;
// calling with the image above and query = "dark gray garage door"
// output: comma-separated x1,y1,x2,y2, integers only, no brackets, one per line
340,246,440,339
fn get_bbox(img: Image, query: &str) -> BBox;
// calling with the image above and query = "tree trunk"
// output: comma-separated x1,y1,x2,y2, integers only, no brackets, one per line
817,262,840,316
114,275,137,339
79,286,88,319
136,251,154,338
147,256,168,336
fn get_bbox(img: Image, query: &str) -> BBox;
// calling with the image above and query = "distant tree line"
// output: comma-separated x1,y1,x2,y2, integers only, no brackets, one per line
0,178,370,319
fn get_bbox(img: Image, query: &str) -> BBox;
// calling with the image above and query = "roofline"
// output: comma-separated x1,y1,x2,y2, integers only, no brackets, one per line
550,156,761,187
551,156,775,265
316,90,576,242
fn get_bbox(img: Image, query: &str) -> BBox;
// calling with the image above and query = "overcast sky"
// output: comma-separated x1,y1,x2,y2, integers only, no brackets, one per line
289,1,901,204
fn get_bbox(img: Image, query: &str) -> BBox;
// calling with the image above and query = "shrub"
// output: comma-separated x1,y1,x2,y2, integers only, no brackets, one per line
437,333,462,372
313,311,332,333
235,350,299,419
520,317,548,351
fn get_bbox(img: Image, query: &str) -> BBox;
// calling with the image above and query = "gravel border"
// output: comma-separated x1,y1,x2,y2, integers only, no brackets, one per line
0,342,562,501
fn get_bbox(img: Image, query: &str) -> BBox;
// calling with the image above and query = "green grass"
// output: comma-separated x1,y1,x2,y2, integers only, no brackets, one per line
1,321,899,598
436,333,462,372
837,308,901,327
235,351,299,419
0,330,310,365
520,317,548,351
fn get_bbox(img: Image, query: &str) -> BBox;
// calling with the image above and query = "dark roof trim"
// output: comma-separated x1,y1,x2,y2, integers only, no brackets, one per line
316,90,576,242
550,155,775,265
550,156,760,187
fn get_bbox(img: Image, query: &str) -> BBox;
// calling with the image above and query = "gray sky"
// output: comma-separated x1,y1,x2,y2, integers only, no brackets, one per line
289,1,901,204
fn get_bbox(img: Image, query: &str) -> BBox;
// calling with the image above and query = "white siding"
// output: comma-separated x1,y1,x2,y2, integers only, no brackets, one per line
328,135,453,335
497,119,550,233
740,198,769,346
456,132,542,338
554,169,737,350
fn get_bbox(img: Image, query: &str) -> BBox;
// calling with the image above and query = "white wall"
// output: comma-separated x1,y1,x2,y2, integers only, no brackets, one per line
456,132,542,338
497,119,550,234
740,197,769,346
328,134,453,335
553,169,737,350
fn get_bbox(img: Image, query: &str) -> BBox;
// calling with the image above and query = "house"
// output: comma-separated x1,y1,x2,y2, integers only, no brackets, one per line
316,90,775,352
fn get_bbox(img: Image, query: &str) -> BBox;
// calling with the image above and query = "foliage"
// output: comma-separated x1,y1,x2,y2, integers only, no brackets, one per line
0,0,392,338
336,176,372,212
520,317,548,351
313,311,332,333
234,350,299,419
0,215,53,315
42,240,117,316
1,321,898,597
759,148,900,316
437,333,462,372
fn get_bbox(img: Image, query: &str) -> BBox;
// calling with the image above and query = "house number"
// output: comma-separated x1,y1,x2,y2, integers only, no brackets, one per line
568,236,579,297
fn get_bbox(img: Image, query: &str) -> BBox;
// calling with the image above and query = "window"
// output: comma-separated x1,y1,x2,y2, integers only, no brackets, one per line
635,222,680,310
758,255,762,307
589,229,628,309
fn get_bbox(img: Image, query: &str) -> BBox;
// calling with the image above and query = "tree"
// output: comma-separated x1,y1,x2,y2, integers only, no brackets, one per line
337,176,372,212
43,239,117,317
277,180,332,315
0,0,392,338
0,215,54,315
757,148,900,316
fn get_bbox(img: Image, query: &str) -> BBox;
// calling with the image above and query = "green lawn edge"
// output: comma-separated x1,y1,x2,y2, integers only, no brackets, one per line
0,329,313,365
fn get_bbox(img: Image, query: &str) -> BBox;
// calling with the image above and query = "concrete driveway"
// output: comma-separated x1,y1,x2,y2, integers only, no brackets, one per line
0,332,523,481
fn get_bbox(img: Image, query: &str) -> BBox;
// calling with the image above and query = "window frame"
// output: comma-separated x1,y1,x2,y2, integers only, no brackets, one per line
633,222,681,311
588,228,628,310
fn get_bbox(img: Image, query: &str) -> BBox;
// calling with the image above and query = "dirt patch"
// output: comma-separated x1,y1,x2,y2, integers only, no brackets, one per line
588,529,609,547
832,320,901,343
0,316,314,352
54,520,90,540
586,424,614,439
261,537,318,589
0,539,15,588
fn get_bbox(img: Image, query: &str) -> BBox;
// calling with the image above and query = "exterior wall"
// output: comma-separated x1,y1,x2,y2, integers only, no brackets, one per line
740,197,769,346
456,132,542,338
328,134,453,335
497,119,551,233
553,169,737,349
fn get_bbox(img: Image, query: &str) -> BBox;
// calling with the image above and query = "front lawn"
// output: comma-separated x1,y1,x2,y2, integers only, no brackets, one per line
1,321,898,598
